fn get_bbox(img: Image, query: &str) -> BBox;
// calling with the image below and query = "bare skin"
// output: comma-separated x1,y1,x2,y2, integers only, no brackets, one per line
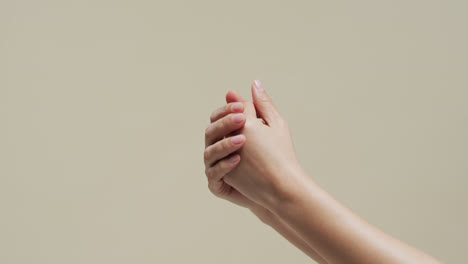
203,80,443,264
204,91,327,263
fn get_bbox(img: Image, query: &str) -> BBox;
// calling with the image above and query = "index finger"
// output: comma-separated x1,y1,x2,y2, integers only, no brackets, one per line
210,102,244,123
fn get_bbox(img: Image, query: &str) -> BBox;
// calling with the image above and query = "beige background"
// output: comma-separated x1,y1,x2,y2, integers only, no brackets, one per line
1,1,467,263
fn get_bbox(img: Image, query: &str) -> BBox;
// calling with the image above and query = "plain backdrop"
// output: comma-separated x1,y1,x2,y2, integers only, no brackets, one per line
1,1,467,263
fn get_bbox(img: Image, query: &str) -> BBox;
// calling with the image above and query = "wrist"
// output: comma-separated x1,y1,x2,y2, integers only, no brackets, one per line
249,205,276,226
266,165,319,216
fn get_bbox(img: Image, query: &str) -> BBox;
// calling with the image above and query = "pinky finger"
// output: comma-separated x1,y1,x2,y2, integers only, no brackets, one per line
205,154,241,183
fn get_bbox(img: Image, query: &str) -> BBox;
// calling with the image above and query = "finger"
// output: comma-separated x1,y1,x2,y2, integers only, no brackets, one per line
243,101,259,120
210,102,244,123
205,113,246,147
226,90,246,103
251,80,281,126
204,135,246,166
226,89,259,121
205,154,240,183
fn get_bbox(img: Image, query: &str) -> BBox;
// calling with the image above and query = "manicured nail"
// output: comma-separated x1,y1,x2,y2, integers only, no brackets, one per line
232,113,245,123
231,135,244,145
231,102,243,112
254,80,264,91
228,155,240,163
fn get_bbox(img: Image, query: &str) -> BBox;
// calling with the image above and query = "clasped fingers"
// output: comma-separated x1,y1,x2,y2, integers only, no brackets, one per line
204,135,246,167
205,113,246,147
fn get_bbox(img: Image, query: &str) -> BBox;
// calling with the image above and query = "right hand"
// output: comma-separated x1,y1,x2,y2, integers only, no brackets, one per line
223,81,305,210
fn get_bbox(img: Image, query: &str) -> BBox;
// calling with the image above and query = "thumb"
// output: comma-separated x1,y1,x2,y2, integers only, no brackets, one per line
251,80,280,126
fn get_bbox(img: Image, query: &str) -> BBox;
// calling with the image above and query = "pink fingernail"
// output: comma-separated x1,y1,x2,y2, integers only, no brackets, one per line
232,113,245,123
231,102,243,112
228,155,240,163
254,80,264,91
231,135,244,144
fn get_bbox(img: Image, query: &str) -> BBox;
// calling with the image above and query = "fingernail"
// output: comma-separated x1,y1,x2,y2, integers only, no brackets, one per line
228,155,240,163
231,102,243,112
231,135,244,144
254,80,264,91
232,113,245,123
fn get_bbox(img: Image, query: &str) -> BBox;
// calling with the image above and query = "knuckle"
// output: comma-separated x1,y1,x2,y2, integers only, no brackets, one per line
212,141,222,154
205,123,216,139
210,104,231,123
209,112,216,122
203,147,211,161
220,116,229,130
220,159,231,172
205,167,214,179
212,120,221,133
223,137,233,150
207,183,218,195
211,189,222,198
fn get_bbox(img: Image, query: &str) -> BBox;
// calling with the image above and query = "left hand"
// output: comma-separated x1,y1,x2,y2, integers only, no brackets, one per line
203,93,260,208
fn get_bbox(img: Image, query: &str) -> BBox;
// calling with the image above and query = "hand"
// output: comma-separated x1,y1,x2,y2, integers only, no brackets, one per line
203,81,442,264
223,80,306,210
203,89,297,221
203,85,328,264
203,92,259,208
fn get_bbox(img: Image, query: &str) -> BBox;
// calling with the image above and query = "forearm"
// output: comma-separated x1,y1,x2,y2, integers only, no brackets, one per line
249,205,328,264
207,84,443,263
269,169,442,264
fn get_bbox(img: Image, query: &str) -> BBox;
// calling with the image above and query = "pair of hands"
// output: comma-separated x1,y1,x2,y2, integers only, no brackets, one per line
203,84,444,264
203,80,304,213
